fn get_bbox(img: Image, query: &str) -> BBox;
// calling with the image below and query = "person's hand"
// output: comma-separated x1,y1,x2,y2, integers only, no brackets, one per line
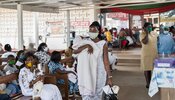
107,78,113,87
87,44,93,54
38,75,44,82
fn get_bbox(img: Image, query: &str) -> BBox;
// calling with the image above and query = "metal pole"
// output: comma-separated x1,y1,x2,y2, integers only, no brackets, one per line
103,13,106,26
159,13,161,30
67,10,70,47
17,3,23,50
33,12,39,47
99,13,103,26
129,14,132,30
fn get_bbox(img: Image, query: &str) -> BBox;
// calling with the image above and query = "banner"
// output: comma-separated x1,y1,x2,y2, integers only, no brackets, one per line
160,17,175,22
107,13,128,20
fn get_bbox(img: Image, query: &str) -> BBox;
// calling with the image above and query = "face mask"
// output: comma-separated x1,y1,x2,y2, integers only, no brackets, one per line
113,30,117,33
164,31,169,34
88,32,99,39
147,27,152,33
9,60,15,65
26,62,33,68
43,47,49,52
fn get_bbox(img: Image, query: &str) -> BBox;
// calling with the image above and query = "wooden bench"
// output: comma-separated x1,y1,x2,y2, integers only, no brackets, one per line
0,58,8,65
0,72,59,100
45,65,69,100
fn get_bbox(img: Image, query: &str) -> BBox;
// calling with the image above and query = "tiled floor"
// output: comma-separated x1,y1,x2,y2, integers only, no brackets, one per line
112,48,160,100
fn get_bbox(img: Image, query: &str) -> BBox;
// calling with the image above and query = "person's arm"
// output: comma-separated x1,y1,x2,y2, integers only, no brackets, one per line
141,33,149,44
0,64,6,70
103,43,113,86
73,44,93,54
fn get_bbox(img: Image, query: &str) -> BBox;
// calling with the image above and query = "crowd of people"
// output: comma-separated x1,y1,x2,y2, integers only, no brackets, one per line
101,26,141,50
0,21,117,100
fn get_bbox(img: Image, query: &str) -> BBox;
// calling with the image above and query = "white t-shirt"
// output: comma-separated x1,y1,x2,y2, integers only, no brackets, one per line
1,52,17,65
1,52,16,58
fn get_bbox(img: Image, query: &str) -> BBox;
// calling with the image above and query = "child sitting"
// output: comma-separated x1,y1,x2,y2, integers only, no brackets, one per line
48,51,79,95
3,55,18,75
3,55,18,85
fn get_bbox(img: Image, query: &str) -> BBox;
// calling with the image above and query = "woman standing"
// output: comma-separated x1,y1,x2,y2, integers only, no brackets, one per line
18,52,62,100
73,21,112,100
140,22,158,88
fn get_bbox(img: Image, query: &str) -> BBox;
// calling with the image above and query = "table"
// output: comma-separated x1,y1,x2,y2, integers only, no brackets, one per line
149,68,175,100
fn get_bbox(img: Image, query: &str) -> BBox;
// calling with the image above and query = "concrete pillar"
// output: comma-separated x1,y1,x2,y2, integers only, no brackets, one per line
99,13,103,26
17,3,23,50
103,13,106,26
33,12,39,47
67,10,70,47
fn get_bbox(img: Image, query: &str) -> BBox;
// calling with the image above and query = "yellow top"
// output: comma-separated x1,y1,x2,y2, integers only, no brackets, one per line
105,31,112,42
140,31,158,71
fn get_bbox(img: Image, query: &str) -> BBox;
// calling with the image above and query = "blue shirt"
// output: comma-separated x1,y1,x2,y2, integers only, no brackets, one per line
48,61,65,74
158,33,175,54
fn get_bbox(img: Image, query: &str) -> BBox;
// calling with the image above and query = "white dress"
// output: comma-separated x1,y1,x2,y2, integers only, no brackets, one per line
18,67,62,100
82,40,107,100
72,36,100,95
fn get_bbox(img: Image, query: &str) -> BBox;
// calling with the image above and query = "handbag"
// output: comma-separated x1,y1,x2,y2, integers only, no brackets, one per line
104,86,118,100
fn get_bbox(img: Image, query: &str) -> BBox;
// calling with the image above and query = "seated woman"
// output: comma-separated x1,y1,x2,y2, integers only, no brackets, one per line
34,43,50,67
18,52,62,100
118,31,129,49
48,51,79,95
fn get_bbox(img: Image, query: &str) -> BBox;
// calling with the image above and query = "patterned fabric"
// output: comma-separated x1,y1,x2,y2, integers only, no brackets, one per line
149,68,175,97
48,61,79,94
34,51,50,65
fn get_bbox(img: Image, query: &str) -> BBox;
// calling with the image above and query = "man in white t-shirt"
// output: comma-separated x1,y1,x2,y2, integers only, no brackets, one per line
1,44,16,65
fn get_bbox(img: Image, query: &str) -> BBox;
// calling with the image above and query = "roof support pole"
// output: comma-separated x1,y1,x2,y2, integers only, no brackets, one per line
103,13,106,26
33,12,39,47
159,13,160,31
99,13,103,26
129,14,132,30
17,3,23,50
67,10,70,47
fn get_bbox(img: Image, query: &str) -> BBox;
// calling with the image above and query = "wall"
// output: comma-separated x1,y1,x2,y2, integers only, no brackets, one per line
0,8,99,50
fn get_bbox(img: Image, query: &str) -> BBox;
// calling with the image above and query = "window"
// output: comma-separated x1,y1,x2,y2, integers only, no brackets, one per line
148,18,152,23
154,18,158,24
